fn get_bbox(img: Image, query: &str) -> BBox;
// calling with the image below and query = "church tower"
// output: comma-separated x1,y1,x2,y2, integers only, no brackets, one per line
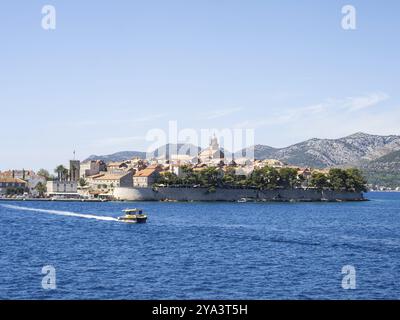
210,134,219,150
198,134,225,163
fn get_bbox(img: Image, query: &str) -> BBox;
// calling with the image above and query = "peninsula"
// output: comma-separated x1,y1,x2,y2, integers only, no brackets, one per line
1,136,367,202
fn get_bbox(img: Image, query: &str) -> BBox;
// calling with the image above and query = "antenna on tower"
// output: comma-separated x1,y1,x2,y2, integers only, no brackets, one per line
73,150,76,160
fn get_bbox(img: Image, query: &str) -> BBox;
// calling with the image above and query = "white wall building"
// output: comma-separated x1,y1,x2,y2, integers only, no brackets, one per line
80,160,107,178
27,175,47,196
46,181,78,195
198,135,224,164
133,168,160,187
90,171,133,189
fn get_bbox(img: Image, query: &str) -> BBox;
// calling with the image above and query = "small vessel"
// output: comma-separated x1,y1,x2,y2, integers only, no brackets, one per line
118,209,148,223
237,198,247,203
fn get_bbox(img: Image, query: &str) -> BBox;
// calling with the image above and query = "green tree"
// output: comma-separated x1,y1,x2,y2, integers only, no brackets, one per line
147,164,367,193
249,166,279,190
37,169,51,181
327,168,367,192
344,168,368,192
310,172,330,190
157,172,179,186
180,166,198,186
328,168,348,191
35,182,47,197
54,165,68,181
198,167,220,187
78,177,88,187
278,168,299,188
222,167,237,186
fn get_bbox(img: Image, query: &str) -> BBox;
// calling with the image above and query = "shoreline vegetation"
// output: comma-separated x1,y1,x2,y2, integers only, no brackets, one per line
109,166,367,202
154,166,368,194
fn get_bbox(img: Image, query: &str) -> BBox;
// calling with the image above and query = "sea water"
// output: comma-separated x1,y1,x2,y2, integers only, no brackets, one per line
0,192,399,299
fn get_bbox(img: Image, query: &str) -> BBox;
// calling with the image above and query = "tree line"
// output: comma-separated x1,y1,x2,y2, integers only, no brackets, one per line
156,166,367,192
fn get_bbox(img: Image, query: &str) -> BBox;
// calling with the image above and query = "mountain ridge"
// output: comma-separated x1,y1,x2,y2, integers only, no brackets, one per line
248,132,400,168
361,149,400,188
84,132,400,175
85,144,200,162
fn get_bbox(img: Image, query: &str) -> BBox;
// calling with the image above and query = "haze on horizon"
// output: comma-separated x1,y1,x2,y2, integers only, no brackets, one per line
1,0,400,171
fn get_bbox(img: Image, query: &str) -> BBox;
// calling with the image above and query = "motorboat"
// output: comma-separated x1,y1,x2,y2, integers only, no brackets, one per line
118,209,147,223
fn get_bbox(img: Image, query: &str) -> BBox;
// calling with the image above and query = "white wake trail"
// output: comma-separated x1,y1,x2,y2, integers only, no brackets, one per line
1,204,118,222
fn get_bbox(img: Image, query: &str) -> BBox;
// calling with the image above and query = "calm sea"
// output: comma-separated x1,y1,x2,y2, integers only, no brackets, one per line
1,192,399,299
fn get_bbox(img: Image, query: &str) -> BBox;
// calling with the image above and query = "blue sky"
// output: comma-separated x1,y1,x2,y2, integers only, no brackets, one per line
1,0,399,171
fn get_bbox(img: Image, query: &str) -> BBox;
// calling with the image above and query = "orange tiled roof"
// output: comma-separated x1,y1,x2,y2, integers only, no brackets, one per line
134,168,158,177
0,177,27,184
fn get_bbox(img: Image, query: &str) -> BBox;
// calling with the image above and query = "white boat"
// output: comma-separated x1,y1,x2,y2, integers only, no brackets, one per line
118,209,148,223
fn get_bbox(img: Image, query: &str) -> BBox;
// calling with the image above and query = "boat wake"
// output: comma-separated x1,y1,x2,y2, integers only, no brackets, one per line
1,204,118,222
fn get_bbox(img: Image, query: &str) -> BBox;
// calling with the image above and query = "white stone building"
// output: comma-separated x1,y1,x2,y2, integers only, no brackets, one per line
90,171,133,189
198,135,224,164
80,160,107,177
133,168,160,188
46,181,78,196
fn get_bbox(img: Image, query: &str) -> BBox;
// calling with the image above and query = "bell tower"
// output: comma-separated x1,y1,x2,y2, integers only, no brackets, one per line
210,134,219,150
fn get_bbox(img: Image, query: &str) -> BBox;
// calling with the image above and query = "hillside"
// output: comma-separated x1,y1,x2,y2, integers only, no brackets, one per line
152,143,201,158
361,150,400,188
246,132,400,168
85,151,146,162
84,144,200,162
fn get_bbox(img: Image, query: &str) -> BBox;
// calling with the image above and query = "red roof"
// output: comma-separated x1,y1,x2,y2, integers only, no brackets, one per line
0,177,27,184
134,168,158,177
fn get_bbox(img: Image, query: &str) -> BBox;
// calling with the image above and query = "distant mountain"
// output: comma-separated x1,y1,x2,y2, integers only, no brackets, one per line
363,149,400,171
84,151,146,162
239,132,400,168
361,150,400,188
236,144,277,159
84,144,200,163
152,143,201,158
